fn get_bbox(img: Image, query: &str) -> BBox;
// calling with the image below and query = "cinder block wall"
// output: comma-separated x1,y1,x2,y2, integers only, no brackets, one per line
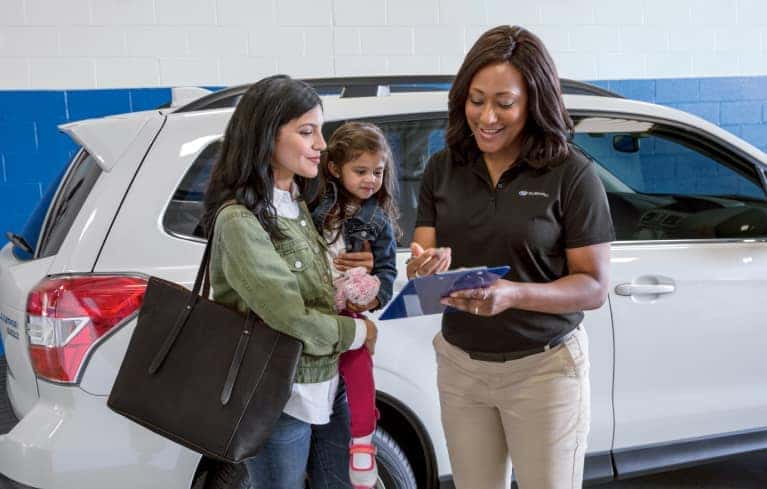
2,0,767,241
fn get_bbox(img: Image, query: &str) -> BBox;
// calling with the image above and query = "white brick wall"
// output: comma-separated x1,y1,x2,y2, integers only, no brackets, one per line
333,0,385,26
4,0,25,25
1,0,766,88
25,0,91,26
0,58,29,88
126,27,188,57
388,0,438,25
29,57,95,88
90,0,156,26
94,58,160,87
59,27,126,57
156,0,216,25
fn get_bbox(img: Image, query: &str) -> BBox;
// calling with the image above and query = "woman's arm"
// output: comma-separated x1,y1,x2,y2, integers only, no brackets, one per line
442,242,611,316
216,210,360,356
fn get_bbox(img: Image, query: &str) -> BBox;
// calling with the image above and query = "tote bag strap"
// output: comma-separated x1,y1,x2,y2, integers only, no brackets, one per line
198,200,239,300
148,201,242,375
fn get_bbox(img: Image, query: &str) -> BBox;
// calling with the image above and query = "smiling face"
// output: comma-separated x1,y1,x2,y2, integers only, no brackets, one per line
271,104,325,190
465,61,529,165
330,151,386,203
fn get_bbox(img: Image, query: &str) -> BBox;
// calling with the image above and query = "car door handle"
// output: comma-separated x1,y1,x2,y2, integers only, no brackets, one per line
614,283,676,296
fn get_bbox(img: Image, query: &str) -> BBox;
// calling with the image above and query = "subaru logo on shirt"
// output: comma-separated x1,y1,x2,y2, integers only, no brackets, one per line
519,190,549,198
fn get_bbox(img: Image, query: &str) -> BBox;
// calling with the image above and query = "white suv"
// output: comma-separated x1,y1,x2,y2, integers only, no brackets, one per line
2,77,767,489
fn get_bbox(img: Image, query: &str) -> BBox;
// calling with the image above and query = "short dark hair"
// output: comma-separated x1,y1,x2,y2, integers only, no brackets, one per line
202,74,322,240
446,25,573,168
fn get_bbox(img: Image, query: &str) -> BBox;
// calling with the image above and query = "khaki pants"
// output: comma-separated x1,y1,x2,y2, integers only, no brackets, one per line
434,327,590,489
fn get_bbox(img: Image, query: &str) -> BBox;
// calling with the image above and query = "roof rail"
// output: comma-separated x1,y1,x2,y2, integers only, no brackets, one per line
560,79,623,98
173,75,620,113
174,75,453,113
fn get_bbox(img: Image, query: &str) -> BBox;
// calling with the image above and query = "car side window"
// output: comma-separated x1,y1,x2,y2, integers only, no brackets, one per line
167,118,449,243
573,118,767,241
163,140,220,239
323,117,447,247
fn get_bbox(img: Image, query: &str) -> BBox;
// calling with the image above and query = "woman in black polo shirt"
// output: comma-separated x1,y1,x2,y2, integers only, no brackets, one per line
408,25,614,489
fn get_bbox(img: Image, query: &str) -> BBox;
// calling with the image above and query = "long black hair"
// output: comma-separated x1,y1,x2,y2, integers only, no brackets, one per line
447,25,573,168
202,75,322,240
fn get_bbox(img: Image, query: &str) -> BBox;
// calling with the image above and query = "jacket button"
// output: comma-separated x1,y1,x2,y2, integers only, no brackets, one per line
300,220,307,226
295,260,303,269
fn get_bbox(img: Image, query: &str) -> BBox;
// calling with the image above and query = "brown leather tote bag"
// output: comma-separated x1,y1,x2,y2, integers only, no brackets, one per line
108,204,302,463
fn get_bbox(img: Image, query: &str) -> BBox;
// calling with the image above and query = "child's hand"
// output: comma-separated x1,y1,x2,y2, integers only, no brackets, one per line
336,267,380,313
346,297,380,313
335,241,373,272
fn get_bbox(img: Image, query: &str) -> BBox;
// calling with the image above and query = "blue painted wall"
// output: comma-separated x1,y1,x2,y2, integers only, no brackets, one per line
0,88,172,241
590,77,767,148
1,76,767,249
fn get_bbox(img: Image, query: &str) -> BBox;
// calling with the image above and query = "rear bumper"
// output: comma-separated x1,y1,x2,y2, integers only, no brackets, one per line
0,380,200,489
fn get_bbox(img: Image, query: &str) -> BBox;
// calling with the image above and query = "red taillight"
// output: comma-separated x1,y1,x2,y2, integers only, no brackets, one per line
27,275,147,383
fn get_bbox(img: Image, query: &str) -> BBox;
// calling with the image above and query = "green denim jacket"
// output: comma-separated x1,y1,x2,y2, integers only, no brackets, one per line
210,203,357,383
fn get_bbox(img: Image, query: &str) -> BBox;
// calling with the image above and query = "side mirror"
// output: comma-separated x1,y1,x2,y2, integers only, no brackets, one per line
613,134,640,153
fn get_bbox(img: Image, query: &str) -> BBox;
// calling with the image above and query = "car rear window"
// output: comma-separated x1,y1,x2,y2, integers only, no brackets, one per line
34,151,102,259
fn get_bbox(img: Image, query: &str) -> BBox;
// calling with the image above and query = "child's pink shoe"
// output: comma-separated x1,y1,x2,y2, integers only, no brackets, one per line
349,442,378,488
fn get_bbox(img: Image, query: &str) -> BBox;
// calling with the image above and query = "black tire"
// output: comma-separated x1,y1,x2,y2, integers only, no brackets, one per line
374,426,418,489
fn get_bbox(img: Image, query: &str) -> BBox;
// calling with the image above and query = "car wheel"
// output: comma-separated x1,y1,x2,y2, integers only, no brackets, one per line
374,426,417,489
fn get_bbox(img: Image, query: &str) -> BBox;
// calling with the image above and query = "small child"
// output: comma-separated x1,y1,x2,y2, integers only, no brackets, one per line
311,122,399,489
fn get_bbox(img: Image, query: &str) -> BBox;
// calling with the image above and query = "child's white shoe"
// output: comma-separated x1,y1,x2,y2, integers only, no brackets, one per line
349,441,377,489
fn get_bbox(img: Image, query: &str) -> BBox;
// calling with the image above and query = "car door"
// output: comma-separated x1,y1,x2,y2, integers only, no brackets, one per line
573,116,767,459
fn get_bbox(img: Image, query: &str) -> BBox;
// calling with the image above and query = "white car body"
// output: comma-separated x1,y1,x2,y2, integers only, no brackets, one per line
1,83,767,489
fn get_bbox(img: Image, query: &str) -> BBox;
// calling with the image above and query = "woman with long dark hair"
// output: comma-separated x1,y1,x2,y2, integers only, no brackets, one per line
407,26,614,488
203,74,377,489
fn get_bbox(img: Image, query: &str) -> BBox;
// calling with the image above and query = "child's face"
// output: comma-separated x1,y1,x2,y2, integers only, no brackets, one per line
331,151,386,202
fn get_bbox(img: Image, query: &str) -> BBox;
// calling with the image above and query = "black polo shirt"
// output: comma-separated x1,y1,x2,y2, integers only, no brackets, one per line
416,146,614,353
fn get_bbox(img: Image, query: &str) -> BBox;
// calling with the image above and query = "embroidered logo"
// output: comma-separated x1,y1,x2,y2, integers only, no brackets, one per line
518,190,549,198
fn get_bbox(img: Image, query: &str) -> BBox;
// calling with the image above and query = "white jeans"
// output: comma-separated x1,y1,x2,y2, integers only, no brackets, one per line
434,327,591,489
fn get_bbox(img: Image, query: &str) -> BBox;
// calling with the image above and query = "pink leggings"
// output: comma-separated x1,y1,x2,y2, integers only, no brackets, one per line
339,346,377,437
338,310,378,438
